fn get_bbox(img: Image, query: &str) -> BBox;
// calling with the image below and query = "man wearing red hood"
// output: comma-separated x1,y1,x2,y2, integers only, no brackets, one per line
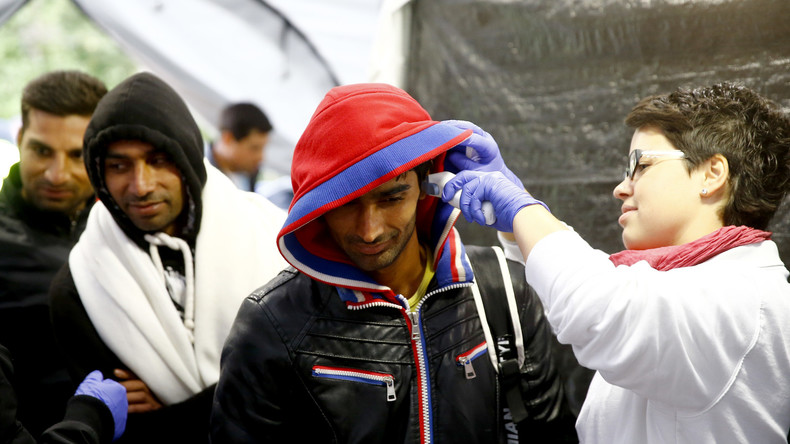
211,83,577,443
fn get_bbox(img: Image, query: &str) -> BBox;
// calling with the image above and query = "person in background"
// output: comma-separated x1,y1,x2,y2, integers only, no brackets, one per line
1,343,127,444
206,102,293,209
443,82,790,443
211,83,578,443
0,70,107,437
49,72,288,443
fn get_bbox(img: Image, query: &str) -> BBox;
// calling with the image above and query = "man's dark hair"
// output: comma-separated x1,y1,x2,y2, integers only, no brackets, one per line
411,160,432,184
219,102,273,140
20,70,107,135
625,82,790,230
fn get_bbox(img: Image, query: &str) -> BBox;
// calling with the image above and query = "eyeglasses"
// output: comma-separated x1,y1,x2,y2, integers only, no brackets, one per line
624,149,686,181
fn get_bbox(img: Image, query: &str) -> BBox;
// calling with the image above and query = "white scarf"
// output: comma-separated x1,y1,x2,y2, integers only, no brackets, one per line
69,162,288,405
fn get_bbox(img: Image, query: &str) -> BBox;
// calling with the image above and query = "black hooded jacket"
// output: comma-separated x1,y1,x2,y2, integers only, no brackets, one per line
0,162,94,437
49,73,214,444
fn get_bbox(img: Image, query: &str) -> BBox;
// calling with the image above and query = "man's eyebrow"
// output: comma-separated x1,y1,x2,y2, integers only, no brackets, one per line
377,183,411,197
25,139,53,150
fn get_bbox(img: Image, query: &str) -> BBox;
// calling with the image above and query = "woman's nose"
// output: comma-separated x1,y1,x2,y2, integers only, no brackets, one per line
613,177,632,200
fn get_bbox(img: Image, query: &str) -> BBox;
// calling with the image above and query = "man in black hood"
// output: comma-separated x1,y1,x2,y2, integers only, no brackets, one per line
49,72,288,443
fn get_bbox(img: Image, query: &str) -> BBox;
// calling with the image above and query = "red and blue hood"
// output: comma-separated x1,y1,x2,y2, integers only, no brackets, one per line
277,84,476,305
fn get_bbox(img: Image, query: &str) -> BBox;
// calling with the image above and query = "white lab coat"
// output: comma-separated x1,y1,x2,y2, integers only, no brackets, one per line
525,230,790,443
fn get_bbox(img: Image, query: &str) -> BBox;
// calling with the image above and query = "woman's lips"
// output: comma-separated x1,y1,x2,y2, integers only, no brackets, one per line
618,206,636,227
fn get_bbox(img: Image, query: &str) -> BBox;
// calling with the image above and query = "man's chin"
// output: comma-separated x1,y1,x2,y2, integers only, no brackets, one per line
32,197,84,215
349,252,397,273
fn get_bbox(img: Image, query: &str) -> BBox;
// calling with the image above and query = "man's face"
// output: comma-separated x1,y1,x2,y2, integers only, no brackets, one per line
16,109,93,217
103,140,184,235
323,171,425,275
221,129,269,174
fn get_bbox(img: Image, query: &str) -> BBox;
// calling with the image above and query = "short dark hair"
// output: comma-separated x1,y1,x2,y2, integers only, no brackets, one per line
20,70,107,135
219,102,273,140
625,82,790,230
411,160,433,184
394,160,433,185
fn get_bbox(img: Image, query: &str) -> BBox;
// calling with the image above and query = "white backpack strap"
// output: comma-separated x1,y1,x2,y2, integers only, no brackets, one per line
470,279,500,372
492,246,524,367
469,246,524,372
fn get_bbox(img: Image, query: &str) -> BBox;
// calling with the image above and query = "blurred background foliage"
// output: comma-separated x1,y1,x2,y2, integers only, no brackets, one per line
0,0,138,173
0,0,138,119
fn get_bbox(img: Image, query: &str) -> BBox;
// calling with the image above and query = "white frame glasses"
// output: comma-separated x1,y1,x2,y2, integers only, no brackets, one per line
625,149,686,180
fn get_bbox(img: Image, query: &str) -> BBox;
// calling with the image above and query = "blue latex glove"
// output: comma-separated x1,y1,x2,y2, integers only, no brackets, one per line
442,120,524,188
443,171,549,232
75,370,127,441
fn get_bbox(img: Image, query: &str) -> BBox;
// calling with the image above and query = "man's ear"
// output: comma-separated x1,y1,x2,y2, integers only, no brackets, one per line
701,153,729,197
417,174,428,201
220,130,236,146
418,160,434,200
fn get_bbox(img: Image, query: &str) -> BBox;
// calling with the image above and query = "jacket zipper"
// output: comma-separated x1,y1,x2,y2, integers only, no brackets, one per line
455,341,488,380
312,365,396,402
405,282,472,444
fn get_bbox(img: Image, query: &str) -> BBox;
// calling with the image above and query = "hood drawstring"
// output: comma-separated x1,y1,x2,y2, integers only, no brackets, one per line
145,233,196,344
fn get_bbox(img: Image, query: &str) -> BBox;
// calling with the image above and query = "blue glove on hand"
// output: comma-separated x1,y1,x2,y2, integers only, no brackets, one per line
443,171,548,232
75,370,127,441
442,120,524,188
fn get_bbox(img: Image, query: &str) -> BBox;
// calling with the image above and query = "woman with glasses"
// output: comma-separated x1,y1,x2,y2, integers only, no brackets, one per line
441,82,790,443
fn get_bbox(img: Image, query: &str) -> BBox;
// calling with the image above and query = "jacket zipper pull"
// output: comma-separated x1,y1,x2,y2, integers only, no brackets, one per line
408,311,420,340
384,376,396,401
460,356,476,379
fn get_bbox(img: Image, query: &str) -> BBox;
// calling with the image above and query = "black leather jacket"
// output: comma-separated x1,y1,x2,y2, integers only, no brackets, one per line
212,246,578,443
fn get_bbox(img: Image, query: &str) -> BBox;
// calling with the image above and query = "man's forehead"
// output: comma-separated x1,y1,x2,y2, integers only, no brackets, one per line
22,136,83,152
19,112,90,152
22,109,90,134
384,170,417,185
360,171,417,197
106,140,160,155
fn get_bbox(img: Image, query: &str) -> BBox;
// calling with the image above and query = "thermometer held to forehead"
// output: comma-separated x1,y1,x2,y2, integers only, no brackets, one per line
422,171,496,226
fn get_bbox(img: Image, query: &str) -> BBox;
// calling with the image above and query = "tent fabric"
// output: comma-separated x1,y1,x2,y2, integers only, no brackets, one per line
0,0,24,25
406,0,790,265
368,0,412,87
71,0,362,175
0,0,403,175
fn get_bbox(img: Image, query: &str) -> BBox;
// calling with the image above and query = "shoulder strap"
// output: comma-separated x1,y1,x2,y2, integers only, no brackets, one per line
469,246,529,423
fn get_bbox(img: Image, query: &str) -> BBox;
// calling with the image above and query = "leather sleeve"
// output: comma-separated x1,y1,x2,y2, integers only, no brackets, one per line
211,296,288,442
211,269,330,443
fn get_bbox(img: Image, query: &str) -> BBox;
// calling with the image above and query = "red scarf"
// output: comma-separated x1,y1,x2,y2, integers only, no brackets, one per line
609,226,772,271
